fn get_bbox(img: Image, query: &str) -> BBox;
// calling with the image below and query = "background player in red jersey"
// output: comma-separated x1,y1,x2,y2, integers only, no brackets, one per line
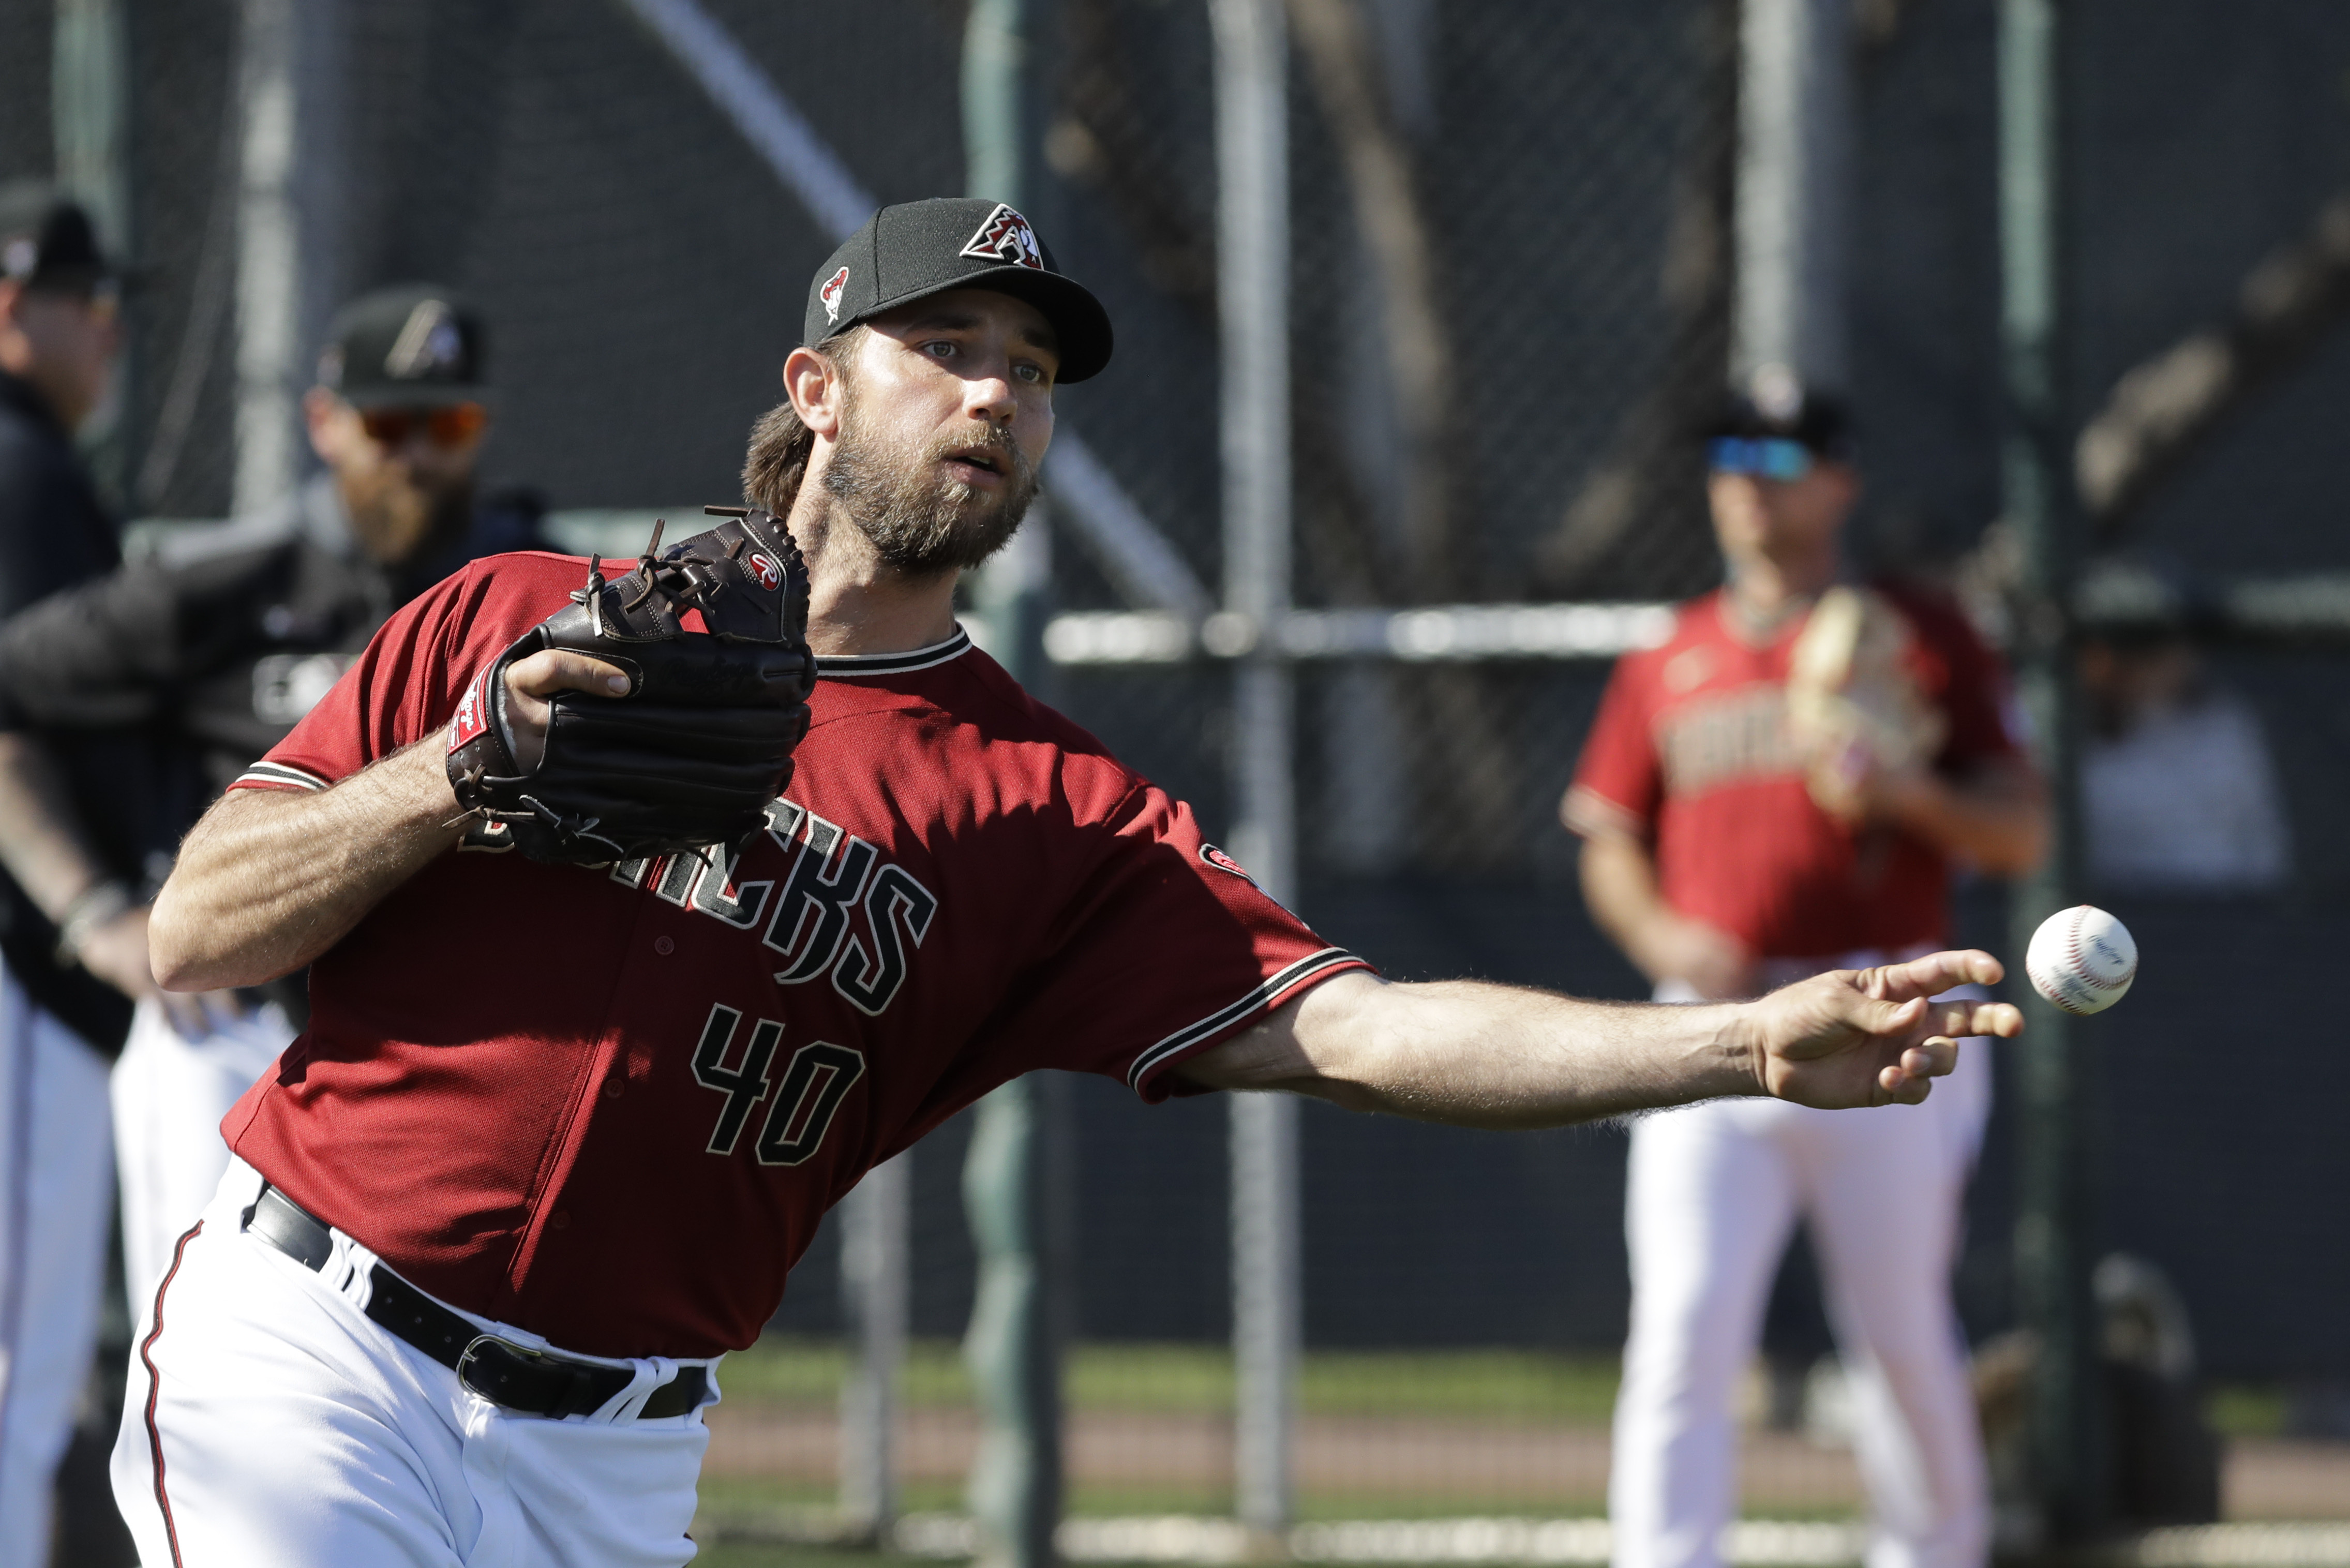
1564,369,2049,1568
115,203,2015,1567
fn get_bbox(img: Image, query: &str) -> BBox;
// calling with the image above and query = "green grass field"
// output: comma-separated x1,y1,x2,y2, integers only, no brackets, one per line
720,1337,1624,1425
717,1334,2291,1435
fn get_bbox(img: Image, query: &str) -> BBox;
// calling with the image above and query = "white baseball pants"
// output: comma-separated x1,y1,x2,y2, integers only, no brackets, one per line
1609,965,1993,1568
110,997,290,1300
0,961,115,1568
112,1157,720,1567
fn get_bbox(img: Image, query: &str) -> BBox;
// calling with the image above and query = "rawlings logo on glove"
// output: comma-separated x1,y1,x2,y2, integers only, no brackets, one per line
445,508,819,865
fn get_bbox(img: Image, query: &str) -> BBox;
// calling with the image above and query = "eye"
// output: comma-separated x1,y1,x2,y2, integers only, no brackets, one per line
921,339,958,360
1012,362,1044,385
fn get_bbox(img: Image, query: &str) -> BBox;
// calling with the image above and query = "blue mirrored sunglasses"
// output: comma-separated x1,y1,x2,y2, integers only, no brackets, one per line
1708,436,1814,481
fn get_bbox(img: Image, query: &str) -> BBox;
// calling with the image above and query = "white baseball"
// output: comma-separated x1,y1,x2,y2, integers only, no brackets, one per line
2026,905,2137,1015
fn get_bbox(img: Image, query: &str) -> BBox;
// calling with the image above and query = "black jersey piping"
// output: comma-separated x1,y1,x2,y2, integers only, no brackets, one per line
814,627,974,678
1124,947,1366,1092
235,760,330,792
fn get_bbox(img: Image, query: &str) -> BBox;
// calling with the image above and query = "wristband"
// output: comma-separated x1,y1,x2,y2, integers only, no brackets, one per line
54,879,134,967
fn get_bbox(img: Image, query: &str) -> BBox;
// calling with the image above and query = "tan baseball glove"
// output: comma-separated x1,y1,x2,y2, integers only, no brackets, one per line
1784,586,1946,821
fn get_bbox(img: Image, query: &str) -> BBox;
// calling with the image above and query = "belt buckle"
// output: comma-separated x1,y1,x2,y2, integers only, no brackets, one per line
456,1332,542,1403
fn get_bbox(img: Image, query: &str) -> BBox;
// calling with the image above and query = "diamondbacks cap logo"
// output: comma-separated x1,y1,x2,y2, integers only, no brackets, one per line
820,266,850,323
386,298,465,380
748,551,782,591
448,668,491,752
1199,844,1258,887
959,203,1046,271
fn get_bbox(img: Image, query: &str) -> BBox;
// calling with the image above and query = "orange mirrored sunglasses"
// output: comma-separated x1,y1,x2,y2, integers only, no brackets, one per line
359,402,489,447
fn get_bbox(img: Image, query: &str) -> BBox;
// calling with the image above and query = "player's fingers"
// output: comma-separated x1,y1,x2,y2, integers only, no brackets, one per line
1868,948,2003,1001
1900,1036,1958,1080
1937,998,2022,1039
1877,1061,1936,1104
1839,990,1926,1040
506,649,631,700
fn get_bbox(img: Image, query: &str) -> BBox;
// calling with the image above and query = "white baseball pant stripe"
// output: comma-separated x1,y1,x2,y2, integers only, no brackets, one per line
0,959,114,1568
112,1157,720,1567
1609,961,1992,1568
110,997,290,1300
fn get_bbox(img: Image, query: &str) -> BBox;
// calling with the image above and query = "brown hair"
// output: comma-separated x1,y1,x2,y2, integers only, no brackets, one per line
741,326,863,518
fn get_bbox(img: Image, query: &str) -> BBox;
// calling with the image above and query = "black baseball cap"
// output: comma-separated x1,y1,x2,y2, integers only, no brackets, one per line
804,198,1113,383
1703,364,1855,459
317,283,488,408
0,182,115,292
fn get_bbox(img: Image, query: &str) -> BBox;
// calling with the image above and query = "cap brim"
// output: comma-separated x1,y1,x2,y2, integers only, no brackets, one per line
864,265,1114,384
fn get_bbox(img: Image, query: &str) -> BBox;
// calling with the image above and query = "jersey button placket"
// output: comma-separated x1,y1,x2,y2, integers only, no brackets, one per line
654,934,676,955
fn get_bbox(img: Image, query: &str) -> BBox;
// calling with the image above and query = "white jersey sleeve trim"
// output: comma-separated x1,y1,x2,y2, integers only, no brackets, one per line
1124,946,1365,1093
814,626,974,678
234,760,331,792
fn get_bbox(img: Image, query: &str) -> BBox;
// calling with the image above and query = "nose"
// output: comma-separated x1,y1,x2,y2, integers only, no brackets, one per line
962,358,1018,427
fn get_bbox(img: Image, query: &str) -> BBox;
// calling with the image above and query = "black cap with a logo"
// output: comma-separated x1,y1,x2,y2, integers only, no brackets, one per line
317,283,488,408
0,182,115,292
1703,363,1854,459
804,198,1113,383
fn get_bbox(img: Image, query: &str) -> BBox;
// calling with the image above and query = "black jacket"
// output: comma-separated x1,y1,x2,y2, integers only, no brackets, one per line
0,473,548,798
0,370,172,1053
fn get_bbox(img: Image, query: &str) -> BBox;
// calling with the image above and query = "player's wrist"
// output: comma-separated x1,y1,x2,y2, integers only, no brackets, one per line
1711,1002,1773,1097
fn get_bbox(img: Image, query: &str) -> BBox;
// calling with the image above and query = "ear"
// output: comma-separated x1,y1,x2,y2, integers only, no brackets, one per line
1824,460,1863,510
304,386,349,464
784,345,845,440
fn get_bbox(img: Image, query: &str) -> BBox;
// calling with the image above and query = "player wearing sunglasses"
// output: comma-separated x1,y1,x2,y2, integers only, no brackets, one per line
1565,367,2048,1568
0,282,549,1324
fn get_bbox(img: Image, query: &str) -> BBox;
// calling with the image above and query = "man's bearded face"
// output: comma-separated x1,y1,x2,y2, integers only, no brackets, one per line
821,377,1040,576
341,454,470,566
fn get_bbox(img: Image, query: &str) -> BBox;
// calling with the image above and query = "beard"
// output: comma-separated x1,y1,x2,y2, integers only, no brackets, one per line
342,463,471,566
821,394,1040,577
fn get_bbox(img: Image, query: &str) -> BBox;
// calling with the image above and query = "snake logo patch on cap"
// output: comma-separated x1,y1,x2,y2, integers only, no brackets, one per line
386,298,465,379
819,266,850,323
959,203,1046,271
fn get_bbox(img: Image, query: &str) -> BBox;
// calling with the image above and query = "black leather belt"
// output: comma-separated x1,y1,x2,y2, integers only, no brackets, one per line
247,1185,708,1421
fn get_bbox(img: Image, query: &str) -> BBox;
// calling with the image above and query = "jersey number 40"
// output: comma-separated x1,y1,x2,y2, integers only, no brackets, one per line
690,1003,864,1166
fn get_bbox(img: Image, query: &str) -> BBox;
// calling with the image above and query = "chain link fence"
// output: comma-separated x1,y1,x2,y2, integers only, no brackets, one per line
8,0,2350,1542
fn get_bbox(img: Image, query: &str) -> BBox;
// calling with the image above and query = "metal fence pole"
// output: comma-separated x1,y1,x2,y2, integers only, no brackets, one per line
233,0,340,515
52,0,131,501
961,5,1066,1566
1732,0,1851,391
1211,0,1298,1541
1998,0,2102,1546
839,1153,911,1542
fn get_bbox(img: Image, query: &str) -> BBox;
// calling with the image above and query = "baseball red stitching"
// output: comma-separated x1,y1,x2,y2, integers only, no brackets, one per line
2060,906,2127,996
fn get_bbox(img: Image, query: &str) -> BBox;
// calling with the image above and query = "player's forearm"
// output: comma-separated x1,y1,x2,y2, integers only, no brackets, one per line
1191,972,1760,1129
151,740,466,991
1577,832,1670,972
0,730,120,916
1881,761,2048,877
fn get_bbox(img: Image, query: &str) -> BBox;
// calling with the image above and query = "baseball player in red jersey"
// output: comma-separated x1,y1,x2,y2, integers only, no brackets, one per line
1565,373,2049,1568
115,205,2016,1566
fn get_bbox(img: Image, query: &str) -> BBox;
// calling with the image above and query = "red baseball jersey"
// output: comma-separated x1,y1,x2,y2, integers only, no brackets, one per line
1564,584,2018,961
223,551,1368,1358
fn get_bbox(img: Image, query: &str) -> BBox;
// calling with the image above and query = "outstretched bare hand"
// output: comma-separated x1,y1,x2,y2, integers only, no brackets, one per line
1734,949,2022,1109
